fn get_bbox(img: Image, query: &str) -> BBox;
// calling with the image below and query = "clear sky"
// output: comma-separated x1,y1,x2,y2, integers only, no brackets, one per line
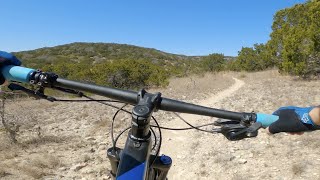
1,0,306,56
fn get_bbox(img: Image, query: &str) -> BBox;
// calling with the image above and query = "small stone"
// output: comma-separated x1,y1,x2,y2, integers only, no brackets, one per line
84,169,95,174
229,156,235,161
86,137,96,141
71,163,87,171
59,167,68,171
99,142,107,146
90,148,95,153
98,145,106,151
238,159,247,164
83,154,91,162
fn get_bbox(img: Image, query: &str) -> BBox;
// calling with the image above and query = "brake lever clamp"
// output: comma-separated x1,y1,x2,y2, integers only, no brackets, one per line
30,70,58,87
214,119,262,141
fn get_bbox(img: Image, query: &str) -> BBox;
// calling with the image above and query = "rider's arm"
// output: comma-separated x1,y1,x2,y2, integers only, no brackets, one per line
310,107,320,125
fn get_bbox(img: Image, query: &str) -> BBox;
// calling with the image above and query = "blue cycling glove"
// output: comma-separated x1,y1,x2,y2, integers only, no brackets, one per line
269,106,317,134
0,51,22,84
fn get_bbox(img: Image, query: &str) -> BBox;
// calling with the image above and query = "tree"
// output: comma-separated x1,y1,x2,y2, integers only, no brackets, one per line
200,53,225,72
232,44,273,71
268,0,320,77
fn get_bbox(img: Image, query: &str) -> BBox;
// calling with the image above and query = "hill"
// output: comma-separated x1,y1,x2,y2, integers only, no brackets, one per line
14,42,201,69
13,43,228,89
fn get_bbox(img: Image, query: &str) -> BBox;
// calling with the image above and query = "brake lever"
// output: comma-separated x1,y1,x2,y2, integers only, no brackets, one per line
214,118,240,126
213,118,262,141
8,83,56,102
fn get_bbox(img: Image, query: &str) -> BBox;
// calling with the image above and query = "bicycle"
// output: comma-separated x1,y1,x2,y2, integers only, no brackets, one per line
1,65,279,179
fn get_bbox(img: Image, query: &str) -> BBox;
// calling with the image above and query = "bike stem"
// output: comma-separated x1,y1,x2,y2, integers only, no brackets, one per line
115,89,161,179
131,89,161,139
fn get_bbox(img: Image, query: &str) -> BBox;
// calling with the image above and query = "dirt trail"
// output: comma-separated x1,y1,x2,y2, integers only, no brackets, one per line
203,77,245,106
162,77,245,179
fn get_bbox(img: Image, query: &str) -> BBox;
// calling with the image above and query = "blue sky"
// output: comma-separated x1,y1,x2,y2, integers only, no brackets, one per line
1,0,306,56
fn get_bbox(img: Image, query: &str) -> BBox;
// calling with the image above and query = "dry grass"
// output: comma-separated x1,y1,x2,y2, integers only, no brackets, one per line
190,141,200,150
0,153,61,179
30,154,61,169
21,135,67,146
0,150,18,160
151,72,234,101
19,166,46,179
90,119,110,132
0,166,11,178
292,163,304,176
239,71,247,79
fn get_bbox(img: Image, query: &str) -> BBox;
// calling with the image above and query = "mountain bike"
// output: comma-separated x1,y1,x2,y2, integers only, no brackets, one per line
1,65,279,180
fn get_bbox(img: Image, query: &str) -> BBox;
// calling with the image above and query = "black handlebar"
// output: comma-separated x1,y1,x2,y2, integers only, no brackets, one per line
54,78,250,121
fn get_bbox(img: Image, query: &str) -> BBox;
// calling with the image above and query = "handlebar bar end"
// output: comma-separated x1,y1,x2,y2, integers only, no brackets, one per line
1,65,35,83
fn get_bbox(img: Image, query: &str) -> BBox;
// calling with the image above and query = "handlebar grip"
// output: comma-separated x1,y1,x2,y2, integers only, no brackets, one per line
0,65,35,83
256,113,279,128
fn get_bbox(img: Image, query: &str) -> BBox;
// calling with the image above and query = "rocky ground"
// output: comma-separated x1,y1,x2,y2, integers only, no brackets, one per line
0,70,320,180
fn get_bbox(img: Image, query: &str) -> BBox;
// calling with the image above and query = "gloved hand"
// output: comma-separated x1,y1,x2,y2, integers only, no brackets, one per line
268,106,316,134
0,51,22,84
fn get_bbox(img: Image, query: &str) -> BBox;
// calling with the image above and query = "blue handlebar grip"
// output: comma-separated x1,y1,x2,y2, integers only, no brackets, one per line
0,65,35,83
256,113,279,128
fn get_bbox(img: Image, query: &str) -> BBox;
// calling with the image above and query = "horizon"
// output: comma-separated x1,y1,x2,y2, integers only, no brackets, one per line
2,0,306,56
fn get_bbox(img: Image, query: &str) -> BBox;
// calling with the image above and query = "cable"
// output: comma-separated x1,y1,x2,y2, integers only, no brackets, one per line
54,99,122,103
172,112,214,133
110,105,157,151
19,85,222,134
82,95,217,131
111,104,129,151
114,126,131,146
82,94,132,114
149,116,162,168
150,127,157,151
58,94,218,132
62,93,218,152
150,122,217,131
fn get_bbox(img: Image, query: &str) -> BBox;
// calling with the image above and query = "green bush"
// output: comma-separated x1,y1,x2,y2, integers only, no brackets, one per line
229,44,273,72
199,53,225,72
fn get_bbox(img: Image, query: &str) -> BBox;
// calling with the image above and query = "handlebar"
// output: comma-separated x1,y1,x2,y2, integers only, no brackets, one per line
0,65,279,128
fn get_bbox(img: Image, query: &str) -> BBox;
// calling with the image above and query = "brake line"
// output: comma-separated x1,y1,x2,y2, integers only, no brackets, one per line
54,96,217,131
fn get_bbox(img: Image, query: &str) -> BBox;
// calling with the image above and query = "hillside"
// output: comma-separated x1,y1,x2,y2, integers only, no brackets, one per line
14,43,201,69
